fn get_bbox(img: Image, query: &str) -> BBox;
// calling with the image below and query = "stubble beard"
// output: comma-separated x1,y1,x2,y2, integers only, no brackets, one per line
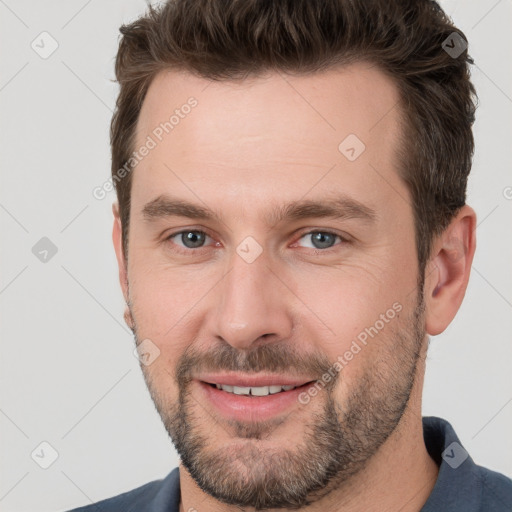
132,288,426,510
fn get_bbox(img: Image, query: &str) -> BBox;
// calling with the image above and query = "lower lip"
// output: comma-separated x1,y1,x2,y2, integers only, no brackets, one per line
198,381,314,422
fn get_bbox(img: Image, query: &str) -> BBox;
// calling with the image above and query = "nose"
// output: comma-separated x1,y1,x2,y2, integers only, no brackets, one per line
209,249,294,350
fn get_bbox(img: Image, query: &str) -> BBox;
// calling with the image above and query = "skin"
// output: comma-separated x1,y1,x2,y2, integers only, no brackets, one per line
112,62,477,511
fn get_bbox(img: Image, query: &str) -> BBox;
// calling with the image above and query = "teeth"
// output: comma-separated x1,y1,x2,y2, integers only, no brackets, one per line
233,386,251,395
215,384,298,396
250,386,271,396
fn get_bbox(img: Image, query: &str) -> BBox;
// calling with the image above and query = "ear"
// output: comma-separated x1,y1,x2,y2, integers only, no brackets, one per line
424,205,477,336
112,202,133,329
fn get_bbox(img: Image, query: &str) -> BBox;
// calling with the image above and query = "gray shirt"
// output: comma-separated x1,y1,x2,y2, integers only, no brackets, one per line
65,416,512,511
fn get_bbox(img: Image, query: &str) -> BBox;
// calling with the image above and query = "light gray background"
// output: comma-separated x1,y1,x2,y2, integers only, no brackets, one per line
1,1,511,511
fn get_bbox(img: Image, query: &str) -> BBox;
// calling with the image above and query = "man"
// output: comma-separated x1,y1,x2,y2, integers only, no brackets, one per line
69,0,512,510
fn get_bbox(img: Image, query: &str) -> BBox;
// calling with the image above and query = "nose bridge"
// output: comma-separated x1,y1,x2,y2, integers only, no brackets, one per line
211,244,292,349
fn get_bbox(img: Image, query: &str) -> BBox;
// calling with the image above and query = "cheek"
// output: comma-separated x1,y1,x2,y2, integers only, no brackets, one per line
287,259,410,361
130,272,195,396
128,259,211,348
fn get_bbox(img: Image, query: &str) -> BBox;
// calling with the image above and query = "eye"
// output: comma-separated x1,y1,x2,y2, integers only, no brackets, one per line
164,229,347,254
296,231,345,250
166,230,213,250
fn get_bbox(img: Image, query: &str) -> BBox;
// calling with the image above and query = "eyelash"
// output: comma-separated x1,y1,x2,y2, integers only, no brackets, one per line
164,229,348,255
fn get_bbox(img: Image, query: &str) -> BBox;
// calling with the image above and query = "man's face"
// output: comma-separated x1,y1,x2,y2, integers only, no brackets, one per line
116,63,427,508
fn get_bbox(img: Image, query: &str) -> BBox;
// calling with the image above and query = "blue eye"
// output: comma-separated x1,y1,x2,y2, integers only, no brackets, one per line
164,229,346,254
297,231,343,250
168,230,211,249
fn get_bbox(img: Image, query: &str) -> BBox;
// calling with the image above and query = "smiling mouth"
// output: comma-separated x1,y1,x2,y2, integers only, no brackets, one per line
204,381,315,396
198,378,318,422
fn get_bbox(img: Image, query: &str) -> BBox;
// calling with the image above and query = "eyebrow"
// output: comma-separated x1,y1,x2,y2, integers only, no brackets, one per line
142,194,377,226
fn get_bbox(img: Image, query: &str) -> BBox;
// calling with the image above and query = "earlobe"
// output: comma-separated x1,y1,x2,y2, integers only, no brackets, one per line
425,206,477,336
124,304,135,332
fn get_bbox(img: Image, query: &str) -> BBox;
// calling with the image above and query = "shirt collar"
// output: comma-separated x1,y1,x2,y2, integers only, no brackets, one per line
420,416,482,511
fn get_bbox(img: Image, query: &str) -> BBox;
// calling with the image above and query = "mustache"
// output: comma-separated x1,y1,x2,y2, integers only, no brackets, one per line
175,341,337,387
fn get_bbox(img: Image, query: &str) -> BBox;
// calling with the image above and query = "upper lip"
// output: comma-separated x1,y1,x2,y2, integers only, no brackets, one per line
197,373,316,387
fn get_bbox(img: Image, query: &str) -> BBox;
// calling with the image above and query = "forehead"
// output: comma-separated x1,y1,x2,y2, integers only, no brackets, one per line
131,63,407,218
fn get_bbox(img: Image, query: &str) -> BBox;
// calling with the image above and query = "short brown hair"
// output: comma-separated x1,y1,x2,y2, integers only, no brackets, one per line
111,0,476,280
